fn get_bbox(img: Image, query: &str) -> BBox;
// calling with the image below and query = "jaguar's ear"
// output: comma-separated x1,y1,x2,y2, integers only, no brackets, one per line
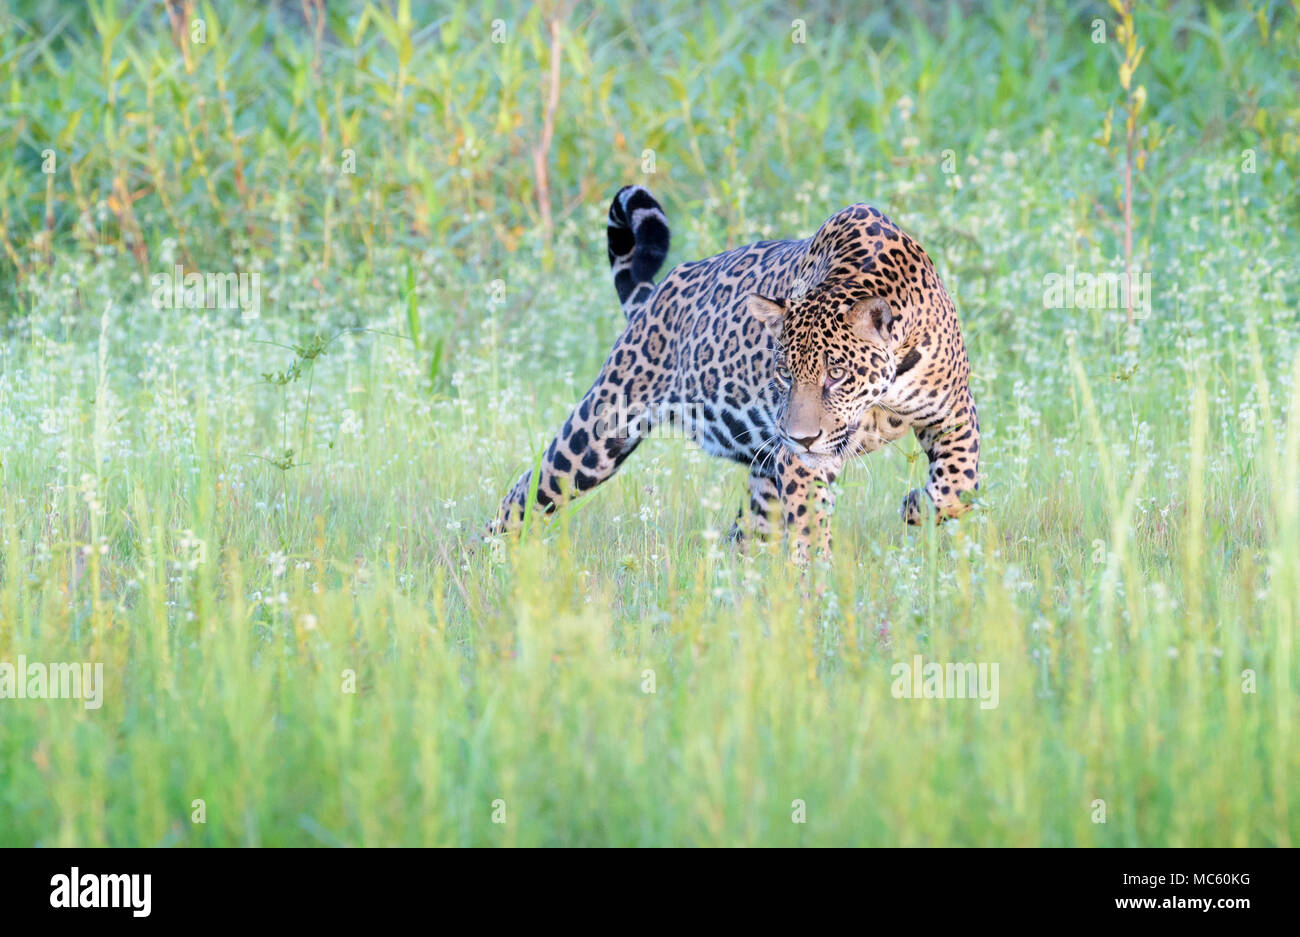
747,294,786,335
848,296,895,342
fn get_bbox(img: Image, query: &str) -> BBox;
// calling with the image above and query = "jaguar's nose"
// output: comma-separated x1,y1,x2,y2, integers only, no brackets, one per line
791,431,822,451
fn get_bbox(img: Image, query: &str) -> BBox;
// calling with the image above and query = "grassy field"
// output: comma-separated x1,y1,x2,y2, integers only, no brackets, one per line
0,0,1297,846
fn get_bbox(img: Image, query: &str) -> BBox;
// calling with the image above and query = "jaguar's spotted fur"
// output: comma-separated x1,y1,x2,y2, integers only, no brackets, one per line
489,186,980,561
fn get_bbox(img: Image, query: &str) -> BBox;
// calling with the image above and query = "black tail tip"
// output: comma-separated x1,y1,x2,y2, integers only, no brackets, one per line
608,185,661,228
607,185,670,306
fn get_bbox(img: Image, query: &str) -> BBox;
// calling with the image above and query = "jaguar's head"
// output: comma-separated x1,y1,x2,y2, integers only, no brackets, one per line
749,283,900,468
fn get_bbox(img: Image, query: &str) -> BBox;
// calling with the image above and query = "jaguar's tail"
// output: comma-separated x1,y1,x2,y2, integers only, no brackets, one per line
606,185,670,312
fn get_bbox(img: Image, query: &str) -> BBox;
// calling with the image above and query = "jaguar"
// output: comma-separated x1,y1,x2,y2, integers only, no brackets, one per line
488,186,980,561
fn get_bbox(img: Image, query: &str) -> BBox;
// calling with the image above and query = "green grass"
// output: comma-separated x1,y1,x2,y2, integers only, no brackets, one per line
0,0,1297,845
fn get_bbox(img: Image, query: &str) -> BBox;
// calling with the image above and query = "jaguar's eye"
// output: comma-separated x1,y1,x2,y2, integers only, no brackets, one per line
827,365,846,382
775,366,792,383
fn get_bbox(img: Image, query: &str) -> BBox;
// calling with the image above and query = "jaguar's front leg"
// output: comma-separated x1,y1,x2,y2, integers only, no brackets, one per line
902,391,981,525
729,470,781,546
776,449,837,563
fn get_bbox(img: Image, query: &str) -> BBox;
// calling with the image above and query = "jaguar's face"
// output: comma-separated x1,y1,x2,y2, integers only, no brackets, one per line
749,286,899,468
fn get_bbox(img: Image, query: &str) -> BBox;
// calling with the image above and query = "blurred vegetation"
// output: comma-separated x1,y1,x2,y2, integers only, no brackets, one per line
2,1,1297,302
